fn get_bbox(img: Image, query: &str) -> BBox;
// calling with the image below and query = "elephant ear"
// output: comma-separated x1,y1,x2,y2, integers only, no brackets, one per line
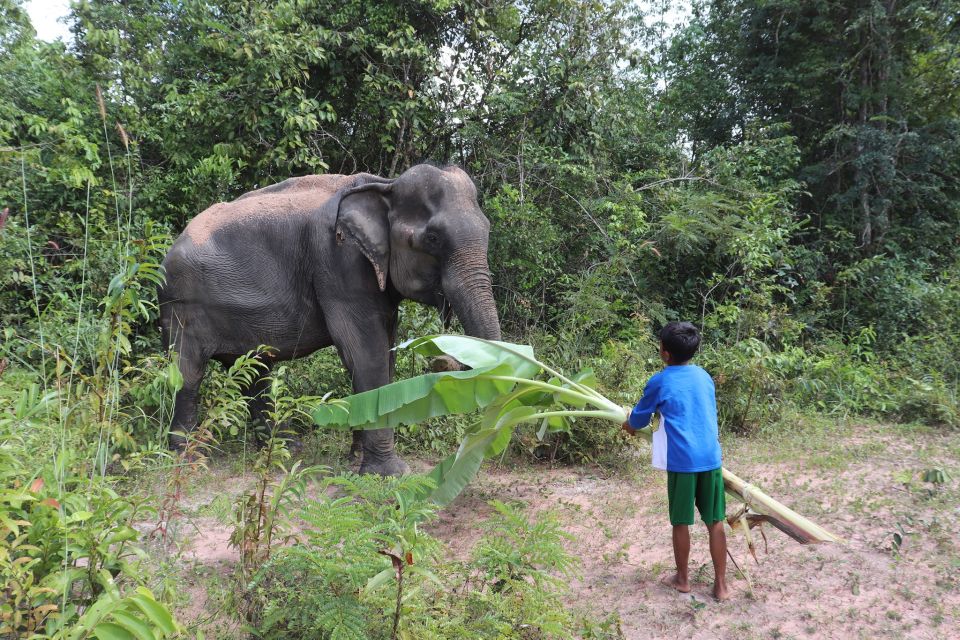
335,180,394,291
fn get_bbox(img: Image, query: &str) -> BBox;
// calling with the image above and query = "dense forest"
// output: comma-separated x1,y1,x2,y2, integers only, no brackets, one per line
1,0,959,637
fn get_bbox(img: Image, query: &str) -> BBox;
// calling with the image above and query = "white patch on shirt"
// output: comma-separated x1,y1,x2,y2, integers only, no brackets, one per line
651,414,668,471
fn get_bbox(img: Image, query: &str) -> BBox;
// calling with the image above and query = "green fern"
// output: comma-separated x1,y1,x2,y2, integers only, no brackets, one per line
246,473,443,639
316,598,368,640
471,500,578,591
402,501,581,639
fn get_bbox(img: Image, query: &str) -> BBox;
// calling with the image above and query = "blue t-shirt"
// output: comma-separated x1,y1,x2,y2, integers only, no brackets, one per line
628,364,722,473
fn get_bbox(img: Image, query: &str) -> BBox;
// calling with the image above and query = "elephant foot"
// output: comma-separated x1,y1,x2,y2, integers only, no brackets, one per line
359,454,410,477
168,434,204,463
168,431,188,452
347,432,364,466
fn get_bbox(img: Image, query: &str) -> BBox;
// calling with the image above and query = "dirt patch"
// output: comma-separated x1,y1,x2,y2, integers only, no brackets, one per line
180,517,236,566
163,423,959,638
425,423,960,639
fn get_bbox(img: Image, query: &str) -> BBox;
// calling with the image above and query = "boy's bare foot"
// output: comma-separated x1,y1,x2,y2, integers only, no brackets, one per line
712,582,730,601
661,573,691,593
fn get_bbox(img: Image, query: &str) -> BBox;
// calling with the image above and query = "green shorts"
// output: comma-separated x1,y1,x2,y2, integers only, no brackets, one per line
667,467,726,526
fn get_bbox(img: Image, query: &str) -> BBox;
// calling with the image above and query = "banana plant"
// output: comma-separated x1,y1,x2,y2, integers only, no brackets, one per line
313,335,840,544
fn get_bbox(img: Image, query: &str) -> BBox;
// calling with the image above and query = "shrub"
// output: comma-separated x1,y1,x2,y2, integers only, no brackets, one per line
245,478,592,640
246,474,441,639
408,501,581,639
700,338,788,434
0,469,178,636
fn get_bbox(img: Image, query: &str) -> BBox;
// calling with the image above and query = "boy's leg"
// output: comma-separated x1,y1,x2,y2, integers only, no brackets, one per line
669,524,691,592
666,472,696,593
706,521,729,600
695,467,730,601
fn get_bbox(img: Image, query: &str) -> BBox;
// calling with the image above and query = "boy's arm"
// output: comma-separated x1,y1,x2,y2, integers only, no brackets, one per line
623,375,660,435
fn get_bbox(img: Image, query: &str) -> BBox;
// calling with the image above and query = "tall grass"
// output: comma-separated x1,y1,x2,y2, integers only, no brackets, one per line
0,88,186,637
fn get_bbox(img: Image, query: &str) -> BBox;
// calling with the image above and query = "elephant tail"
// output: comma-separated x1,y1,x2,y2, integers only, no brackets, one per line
157,292,171,352
157,275,175,352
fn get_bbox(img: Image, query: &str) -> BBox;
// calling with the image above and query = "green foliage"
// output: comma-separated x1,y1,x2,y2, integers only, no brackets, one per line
55,586,182,640
191,349,267,444
469,500,577,590
230,371,327,579
68,0,459,222
231,455,325,580
0,469,180,637
248,482,587,640
700,339,788,434
665,0,960,343
405,501,581,639
246,473,441,639
699,328,960,432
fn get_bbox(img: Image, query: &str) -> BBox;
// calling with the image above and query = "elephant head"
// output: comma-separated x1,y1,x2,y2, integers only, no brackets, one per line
334,164,502,341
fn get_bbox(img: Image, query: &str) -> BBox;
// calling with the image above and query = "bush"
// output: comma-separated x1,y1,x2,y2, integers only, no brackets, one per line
0,466,178,637
409,501,580,639
246,473,441,639
700,338,788,434
245,477,595,640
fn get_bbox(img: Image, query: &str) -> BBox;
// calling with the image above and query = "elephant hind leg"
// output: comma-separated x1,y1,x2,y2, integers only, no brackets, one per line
169,347,208,451
242,362,272,437
241,363,297,447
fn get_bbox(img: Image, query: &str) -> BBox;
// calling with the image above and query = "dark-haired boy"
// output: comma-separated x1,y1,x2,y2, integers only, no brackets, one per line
622,321,729,601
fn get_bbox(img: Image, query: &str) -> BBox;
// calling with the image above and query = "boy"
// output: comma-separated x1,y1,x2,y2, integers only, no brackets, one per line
622,321,729,601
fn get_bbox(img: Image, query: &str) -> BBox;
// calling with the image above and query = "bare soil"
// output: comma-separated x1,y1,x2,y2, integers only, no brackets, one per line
161,421,960,639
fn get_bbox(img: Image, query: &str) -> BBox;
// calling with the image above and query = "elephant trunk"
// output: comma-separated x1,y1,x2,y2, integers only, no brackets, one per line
442,247,502,341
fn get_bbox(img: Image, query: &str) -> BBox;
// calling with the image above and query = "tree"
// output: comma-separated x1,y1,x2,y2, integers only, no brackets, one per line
666,0,960,255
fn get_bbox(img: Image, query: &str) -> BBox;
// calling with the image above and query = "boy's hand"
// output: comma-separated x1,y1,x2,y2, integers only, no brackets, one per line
621,421,637,436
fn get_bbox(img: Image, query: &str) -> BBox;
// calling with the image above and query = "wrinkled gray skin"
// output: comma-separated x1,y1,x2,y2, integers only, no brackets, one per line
159,164,501,475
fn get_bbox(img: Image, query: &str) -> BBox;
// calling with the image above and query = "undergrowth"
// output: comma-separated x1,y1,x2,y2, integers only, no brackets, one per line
245,481,600,640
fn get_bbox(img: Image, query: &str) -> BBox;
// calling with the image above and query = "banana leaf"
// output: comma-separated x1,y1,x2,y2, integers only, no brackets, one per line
311,335,842,545
311,336,540,430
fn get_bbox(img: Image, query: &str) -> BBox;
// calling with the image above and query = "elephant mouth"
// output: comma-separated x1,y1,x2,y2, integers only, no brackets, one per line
437,293,455,329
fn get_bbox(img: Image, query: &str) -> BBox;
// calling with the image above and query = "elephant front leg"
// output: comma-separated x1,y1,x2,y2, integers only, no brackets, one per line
359,426,409,477
349,430,363,465
330,314,409,477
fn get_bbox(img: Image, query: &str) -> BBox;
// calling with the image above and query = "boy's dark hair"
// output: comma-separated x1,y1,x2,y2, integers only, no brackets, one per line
659,321,701,362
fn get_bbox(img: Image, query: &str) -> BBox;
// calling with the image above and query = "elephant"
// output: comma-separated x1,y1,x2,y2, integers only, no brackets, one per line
158,164,502,475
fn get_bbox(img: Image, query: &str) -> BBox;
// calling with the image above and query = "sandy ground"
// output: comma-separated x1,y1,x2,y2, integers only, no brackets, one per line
152,421,960,639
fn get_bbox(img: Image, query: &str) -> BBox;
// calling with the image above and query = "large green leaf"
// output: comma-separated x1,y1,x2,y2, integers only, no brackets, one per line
312,336,541,430
92,623,135,640
311,335,629,507
421,401,540,506
424,426,503,507
129,589,177,636
109,611,156,640
399,335,538,375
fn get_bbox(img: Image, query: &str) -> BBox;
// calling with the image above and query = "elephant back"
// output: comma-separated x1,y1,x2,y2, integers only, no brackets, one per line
182,173,364,246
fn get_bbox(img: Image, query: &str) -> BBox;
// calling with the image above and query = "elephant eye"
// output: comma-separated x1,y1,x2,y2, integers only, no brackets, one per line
423,232,440,248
